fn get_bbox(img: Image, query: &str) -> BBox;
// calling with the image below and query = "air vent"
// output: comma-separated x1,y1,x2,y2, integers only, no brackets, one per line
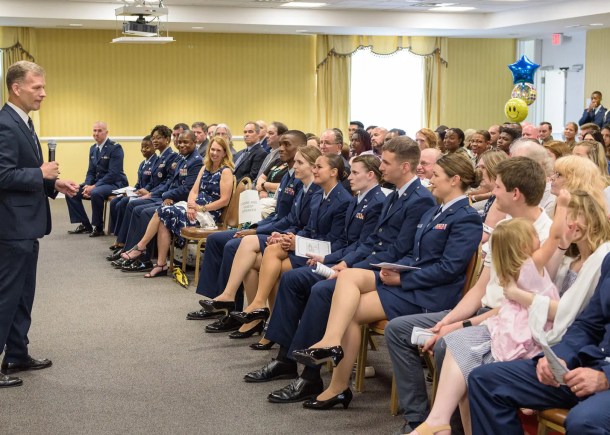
405,2,441,6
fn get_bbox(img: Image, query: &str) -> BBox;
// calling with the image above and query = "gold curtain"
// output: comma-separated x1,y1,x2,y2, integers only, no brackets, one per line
315,35,447,132
0,27,39,127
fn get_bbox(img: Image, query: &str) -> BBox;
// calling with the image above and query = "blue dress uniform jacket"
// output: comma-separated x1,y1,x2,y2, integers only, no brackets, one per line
377,197,482,317
256,183,321,235
84,139,128,187
255,171,303,229
0,103,57,363
324,186,385,264
296,183,352,252
149,148,181,195
157,151,203,202
342,178,436,269
134,155,157,190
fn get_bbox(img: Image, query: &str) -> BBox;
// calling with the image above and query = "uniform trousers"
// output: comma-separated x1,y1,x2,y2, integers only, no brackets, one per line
109,195,130,235
66,184,118,229
469,359,610,435
116,197,160,244
265,270,335,363
124,204,158,262
195,230,244,310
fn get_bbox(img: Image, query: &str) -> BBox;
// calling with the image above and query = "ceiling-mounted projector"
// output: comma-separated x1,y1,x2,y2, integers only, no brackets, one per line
112,1,174,44
122,15,157,37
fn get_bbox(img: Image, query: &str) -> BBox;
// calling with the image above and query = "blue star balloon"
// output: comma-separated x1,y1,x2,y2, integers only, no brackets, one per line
508,55,540,84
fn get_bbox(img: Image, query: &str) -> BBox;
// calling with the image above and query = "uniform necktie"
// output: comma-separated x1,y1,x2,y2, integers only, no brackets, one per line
386,190,399,213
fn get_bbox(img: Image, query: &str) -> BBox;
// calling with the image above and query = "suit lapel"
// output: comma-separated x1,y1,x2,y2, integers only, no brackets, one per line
4,105,41,162
385,179,421,222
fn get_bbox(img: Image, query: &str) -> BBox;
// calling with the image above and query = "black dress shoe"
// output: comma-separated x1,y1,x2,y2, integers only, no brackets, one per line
250,340,276,351
229,320,265,339
109,244,123,251
89,228,105,238
292,346,344,366
204,315,241,333
244,359,298,383
200,299,236,315
68,224,92,234
303,388,353,410
111,258,131,269
230,308,270,324
121,260,153,273
106,249,123,261
1,356,52,374
267,377,324,403
0,374,22,388
186,309,221,320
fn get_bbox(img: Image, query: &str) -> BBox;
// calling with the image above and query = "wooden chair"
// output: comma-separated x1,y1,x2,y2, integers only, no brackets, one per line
353,249,482,414
537,408,568,434
169,177,251,285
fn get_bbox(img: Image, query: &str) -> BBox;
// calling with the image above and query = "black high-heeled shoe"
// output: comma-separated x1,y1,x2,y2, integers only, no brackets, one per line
230,308,270,324
200,299,236,315
228,321,265,339
303,388,352,410
292,345,344,366
250,340,276,350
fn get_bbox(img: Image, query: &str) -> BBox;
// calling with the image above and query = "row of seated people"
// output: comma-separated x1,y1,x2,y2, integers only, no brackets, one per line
180,133,610,434
78,117,610,433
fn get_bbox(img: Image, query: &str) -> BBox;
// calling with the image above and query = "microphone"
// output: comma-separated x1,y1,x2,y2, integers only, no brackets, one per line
48,140,57,162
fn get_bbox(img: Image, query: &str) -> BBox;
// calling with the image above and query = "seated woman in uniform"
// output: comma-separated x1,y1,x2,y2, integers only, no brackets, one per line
202,152,353,337
292,153,483,410
120,135,233,277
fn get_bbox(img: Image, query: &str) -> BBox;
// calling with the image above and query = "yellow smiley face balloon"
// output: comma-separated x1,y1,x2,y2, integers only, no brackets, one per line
504,97,528,123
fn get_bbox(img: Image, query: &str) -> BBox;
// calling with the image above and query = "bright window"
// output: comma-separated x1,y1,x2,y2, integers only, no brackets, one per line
350,47,424,137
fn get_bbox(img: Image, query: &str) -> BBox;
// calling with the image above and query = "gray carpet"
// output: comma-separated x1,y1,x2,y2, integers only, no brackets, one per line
0,199,405,435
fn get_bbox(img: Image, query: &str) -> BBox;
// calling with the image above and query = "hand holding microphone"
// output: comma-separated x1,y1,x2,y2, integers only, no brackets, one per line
41,139,59,179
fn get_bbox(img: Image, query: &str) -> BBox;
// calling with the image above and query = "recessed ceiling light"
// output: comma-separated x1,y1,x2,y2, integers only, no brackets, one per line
69,23,83,27
565,24,584,28
192,26,204,29
281,2,327,8
590,23,604,26
429,6,475,11
296,29,310,32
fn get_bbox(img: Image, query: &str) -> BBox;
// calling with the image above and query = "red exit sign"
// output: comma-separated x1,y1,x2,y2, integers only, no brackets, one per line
552,33,563,45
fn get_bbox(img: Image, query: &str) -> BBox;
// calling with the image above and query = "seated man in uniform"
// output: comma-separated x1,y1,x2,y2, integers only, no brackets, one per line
66,121,128,237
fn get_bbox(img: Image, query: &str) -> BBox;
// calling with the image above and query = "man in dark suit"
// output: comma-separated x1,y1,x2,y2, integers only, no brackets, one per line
0,61,78,388
579,91,607,128
192,121,209,158
65,121,128,237
469,254,610,435
232,121,268,181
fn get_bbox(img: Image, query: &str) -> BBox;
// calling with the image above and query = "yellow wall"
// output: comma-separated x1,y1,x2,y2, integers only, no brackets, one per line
442,38,516,129
585,28,610,100
34,29,316,183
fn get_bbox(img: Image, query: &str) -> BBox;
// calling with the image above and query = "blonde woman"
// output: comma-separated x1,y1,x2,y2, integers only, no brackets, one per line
121,135,233,277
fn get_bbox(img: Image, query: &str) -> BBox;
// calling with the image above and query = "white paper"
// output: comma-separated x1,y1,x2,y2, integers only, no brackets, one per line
541,343,569,385
112,186,136,195
312,262,334,278
371,262,421,271
295,236,331,258
239,190,263,224
410,326,435,346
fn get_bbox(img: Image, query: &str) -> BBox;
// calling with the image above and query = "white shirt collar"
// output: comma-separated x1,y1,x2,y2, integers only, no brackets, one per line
7,102,29,126
288,168,295,176
302,181,313,194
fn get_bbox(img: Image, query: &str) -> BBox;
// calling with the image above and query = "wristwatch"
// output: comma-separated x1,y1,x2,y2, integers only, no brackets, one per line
462,320,473,328
261,181,267,191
